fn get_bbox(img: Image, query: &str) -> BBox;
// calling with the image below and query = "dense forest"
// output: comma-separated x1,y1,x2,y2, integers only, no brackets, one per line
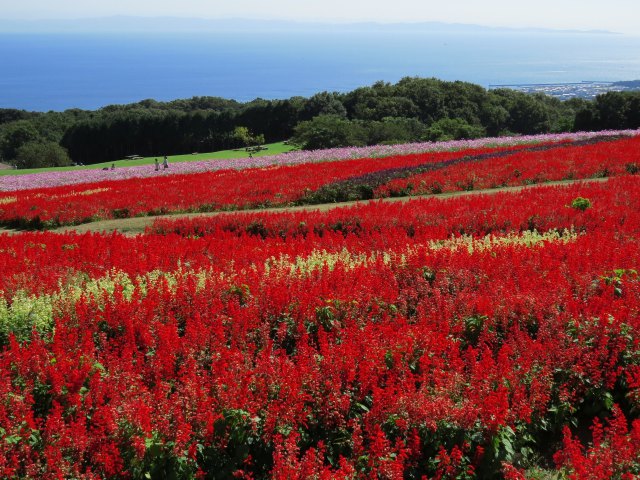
1,77,639,167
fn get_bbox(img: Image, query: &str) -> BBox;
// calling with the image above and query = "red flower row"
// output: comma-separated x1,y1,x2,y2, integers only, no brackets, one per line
376,135,640,197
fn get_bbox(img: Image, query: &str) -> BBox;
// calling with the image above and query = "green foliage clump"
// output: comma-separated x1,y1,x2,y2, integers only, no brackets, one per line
571,197,591,211
230,126,264,148
625,163,639,174
15,141,72,169
291,115,368,150
0,120,39,162
424,117,486,141
0,292,54,345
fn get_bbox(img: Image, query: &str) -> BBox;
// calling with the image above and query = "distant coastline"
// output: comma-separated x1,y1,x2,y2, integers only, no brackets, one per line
489,81,640,99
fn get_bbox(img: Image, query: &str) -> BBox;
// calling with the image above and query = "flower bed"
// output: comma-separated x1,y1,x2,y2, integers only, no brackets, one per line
2,134,640,229
1,129,637,192
1,177,640,477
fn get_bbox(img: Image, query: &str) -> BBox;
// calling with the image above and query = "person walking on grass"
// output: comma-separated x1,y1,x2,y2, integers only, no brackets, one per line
163,155,169,169
155,158,159,171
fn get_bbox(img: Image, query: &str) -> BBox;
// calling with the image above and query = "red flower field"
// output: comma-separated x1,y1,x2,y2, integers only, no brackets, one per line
1,134,640,478
1,134,639,229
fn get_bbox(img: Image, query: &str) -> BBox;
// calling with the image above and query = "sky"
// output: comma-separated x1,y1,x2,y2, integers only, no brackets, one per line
1,0,639,36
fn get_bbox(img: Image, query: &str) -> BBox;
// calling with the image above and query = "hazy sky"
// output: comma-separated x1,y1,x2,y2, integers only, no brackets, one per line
2,0,639,35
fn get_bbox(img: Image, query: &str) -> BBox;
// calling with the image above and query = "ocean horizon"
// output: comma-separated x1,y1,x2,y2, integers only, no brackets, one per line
1,29,640,111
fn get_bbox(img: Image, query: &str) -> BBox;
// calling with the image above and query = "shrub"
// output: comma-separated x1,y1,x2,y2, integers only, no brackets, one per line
571,197,591,211
15,141,72,169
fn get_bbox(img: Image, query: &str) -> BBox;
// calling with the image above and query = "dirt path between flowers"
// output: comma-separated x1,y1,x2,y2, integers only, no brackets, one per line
45,177,611,236
0,226,23,236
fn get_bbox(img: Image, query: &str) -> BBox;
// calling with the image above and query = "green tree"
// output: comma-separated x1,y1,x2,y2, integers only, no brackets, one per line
395,77,447,124
301,92,347,120
627,94,640,129
14,141,72,169
574,105,597,131
491,89,552,134
479,101,510,136
291,115,367,150
424,118,486,141
366,117,427,145
0,120,39,162
0,109,33,126
231,126,265,148
594,92,629,129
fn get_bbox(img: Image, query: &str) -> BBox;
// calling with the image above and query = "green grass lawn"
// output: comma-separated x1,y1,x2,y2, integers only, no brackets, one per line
0,142,297,176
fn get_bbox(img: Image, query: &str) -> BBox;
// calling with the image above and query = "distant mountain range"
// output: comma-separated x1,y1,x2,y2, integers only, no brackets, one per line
0,16,618,35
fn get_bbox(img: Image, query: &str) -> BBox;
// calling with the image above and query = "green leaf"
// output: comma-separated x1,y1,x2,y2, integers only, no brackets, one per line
5,434,22,445
603,391,614,410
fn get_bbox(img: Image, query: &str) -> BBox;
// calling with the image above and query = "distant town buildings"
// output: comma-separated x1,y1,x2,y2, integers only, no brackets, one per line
489,81,640,99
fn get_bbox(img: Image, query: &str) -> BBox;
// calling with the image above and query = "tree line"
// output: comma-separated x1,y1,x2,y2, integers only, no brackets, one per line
1,77,639,168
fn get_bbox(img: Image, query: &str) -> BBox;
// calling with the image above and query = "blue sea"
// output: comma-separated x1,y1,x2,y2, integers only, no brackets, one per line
1,30,640,111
